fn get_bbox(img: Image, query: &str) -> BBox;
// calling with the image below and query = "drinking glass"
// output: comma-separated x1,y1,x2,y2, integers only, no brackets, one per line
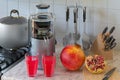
25,54,38,77
42,55,56,77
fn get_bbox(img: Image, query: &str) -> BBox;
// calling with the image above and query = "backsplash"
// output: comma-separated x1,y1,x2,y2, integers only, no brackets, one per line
0,0,120,50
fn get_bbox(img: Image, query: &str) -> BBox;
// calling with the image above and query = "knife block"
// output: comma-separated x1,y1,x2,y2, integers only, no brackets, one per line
90,34,113,60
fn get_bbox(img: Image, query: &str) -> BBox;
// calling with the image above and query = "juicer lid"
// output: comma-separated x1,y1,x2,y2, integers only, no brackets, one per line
36,4,50,9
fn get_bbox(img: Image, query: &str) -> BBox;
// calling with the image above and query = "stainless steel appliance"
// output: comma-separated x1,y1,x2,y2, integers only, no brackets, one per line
29,4,55,69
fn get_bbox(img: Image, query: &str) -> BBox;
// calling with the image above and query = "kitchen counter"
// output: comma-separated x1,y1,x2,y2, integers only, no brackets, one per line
1,44,120,80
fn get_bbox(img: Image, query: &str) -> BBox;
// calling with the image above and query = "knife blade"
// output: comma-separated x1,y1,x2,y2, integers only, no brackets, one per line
102,67,116,80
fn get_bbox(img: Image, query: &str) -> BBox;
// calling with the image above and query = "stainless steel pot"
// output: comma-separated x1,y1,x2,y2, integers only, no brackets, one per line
0,9,30,50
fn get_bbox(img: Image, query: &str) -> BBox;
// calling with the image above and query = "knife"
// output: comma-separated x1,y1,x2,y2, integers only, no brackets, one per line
110,42,117,49
105,36,113,50
109,26,115,35
105,37,117,50
104,36,113,50
110,38,116,45
105,36,113,44
102,27,108,36
104,26,115,41
102,67,116,80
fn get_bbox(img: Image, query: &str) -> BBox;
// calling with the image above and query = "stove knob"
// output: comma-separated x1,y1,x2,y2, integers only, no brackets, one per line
9,54,18,62
16,51,22,58
5,58,13,65
16,53,21,59
0,62,7,70
17,49,26,56
0,60,2,64
13,56,19,62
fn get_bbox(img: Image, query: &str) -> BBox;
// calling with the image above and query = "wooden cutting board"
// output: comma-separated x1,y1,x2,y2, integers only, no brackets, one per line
83,66,120,80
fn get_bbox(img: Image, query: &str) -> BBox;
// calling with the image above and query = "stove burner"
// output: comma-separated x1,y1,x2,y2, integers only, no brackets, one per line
0,46,29,76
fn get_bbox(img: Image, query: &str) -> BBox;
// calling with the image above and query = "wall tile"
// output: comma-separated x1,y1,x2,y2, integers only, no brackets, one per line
108,0,120,9
67,0,76,6
55,0,66,5
54,5,66,18
93,0,108,9
108,9,120,25
93,8,108,23
8,0,19,15
18,0,29,18
81,0,93,7
86,22,94,37
94,22,108,36
86,7,94,22
0,0,7,17
54,18,66,43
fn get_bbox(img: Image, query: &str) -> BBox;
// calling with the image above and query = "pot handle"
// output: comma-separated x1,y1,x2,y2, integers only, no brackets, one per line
10,9,19,18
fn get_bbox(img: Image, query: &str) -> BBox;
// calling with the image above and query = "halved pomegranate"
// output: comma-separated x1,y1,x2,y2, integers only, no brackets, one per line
85,55,106,73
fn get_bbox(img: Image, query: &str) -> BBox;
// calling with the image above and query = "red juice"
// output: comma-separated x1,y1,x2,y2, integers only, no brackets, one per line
42,56,56,77
26,55,38,77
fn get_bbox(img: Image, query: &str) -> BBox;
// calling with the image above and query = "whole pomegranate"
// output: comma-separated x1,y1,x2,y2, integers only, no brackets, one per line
85,55,106,73
60,44,85,71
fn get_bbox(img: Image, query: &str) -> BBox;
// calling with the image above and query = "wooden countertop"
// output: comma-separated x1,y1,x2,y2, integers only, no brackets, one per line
1,44,120,80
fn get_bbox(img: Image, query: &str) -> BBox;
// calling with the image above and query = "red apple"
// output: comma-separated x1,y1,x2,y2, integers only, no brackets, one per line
60,44,85,71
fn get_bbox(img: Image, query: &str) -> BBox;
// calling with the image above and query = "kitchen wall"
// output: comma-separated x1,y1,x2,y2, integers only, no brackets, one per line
0,0,120,50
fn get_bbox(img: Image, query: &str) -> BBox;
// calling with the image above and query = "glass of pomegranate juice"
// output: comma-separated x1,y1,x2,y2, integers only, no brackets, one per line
42,55,56,77
25,53,38,77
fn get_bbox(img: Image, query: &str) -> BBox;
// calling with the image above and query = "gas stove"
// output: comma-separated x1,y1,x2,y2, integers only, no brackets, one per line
0,46,29,76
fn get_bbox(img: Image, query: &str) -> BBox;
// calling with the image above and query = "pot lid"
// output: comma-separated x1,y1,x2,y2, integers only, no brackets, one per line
0,9,27,25
0,16,27,25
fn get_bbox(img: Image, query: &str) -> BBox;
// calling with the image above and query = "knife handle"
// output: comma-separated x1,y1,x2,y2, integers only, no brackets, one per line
102,77,108,80
105,36,113,43
103,35,108,41
102,27,108,35
110,42,117,49
111,38,116,45
109,26,115,35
